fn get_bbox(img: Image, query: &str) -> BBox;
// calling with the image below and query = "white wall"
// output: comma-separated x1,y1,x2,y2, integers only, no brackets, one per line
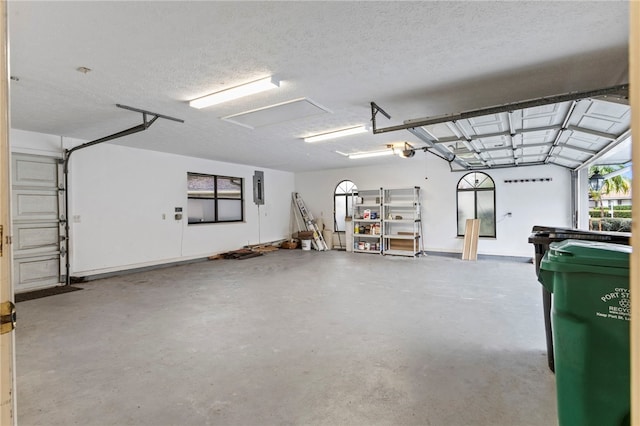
11,130,294,276
10,128,574,271
295,154,573,258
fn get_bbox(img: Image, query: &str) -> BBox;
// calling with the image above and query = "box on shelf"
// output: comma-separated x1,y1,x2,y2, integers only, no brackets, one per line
389,232,419,251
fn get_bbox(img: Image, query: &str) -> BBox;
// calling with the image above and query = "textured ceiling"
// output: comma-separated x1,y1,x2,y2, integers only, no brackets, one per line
8,1,630,172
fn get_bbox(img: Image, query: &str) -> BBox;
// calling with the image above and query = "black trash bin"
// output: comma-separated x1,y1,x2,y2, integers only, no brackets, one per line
528,225,630,372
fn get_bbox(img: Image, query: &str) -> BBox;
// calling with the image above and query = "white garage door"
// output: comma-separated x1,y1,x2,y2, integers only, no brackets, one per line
12,154,65,293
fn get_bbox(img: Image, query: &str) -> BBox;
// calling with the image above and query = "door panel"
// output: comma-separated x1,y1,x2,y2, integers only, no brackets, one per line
11,154,62,293
12,190,58,221
13,156,59,188
13,255,60,291
13,223,59,254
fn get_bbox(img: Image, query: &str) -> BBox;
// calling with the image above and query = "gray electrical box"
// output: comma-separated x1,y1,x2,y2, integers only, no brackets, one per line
253,171,264,205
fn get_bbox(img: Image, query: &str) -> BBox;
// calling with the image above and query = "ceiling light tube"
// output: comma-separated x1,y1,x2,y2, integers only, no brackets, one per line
348,149,395,159
189,76,280,109
304,125,368,143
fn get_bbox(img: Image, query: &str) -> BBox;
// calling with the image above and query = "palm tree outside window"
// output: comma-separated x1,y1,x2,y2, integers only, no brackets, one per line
589,165,631,231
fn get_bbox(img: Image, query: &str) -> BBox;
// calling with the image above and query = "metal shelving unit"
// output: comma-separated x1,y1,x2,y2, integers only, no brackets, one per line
382,187,422,257
351,188,382,254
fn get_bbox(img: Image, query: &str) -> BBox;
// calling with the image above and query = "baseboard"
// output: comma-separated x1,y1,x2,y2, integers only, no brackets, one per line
71,257,209,283
424,250,533,263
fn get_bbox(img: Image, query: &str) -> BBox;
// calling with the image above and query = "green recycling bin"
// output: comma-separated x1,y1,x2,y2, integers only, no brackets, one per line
538,240,631,426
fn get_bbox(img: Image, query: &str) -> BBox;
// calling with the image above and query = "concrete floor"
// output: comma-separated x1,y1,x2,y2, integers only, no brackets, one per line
16,250,557,426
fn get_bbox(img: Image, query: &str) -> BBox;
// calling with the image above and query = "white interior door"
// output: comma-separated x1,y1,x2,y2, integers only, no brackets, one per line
11,154,64,293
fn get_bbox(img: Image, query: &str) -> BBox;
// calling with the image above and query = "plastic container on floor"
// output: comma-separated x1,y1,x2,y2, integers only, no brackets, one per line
528,225,630,372
301,239,312,251
538,239,631,426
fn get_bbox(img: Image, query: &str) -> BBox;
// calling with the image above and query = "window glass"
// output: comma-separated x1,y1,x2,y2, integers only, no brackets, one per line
218,199,243,221
188,198,216,223
187,174,215,198
187,173,244,224
217,176,242,199
476,191,495,237
457,191,474,235
335,200,347,231
456,172,496,237
334,180,357,231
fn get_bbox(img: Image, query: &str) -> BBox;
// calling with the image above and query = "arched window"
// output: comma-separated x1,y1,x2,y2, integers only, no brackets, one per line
457,172,496,237
334,180,357,232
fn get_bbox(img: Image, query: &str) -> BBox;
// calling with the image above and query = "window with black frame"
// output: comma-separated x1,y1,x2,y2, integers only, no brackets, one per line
187,173,243,224
457,172,496,237
334,180,357,232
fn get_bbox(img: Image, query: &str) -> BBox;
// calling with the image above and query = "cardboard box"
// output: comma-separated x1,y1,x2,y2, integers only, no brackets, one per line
389,234,419,251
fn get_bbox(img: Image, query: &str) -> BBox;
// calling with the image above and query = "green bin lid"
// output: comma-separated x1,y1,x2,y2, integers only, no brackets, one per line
546,239,631,269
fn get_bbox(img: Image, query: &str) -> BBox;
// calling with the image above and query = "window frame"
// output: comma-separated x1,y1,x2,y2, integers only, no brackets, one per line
334,180,357,232
187,172,244,225
456,172,496,238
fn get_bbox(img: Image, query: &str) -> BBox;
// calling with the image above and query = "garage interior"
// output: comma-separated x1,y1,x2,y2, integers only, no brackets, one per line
4,1,634,425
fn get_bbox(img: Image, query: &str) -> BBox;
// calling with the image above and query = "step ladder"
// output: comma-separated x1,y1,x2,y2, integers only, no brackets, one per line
292,192,328,251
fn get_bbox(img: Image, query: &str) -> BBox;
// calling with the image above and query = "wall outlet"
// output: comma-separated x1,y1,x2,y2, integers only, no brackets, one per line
73,215,81,223
162,214,166,220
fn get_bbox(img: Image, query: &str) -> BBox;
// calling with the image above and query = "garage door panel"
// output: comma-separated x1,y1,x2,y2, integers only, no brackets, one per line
422,123,458,139
14,255,60,292
464,114,508,136
585,100,630,122
13,190,59,221
11,153,63,291
13,223,59,255
564,133,608,151
577,116,620,134
13,156,59,188
521,130,556,145
521,103,568,129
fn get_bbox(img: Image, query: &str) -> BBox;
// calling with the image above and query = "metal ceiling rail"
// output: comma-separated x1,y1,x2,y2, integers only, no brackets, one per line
406,127,471,170
554,144,598,156
566,125,618,141
62,104,184,285
370,84,628,135
64,104,184,162
543,100,578,164
454,161,550,172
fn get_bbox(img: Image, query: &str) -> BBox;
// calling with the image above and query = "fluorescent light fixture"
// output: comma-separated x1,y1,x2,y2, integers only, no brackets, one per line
189,76,280,109
304,125,368,143
348,149,395,159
